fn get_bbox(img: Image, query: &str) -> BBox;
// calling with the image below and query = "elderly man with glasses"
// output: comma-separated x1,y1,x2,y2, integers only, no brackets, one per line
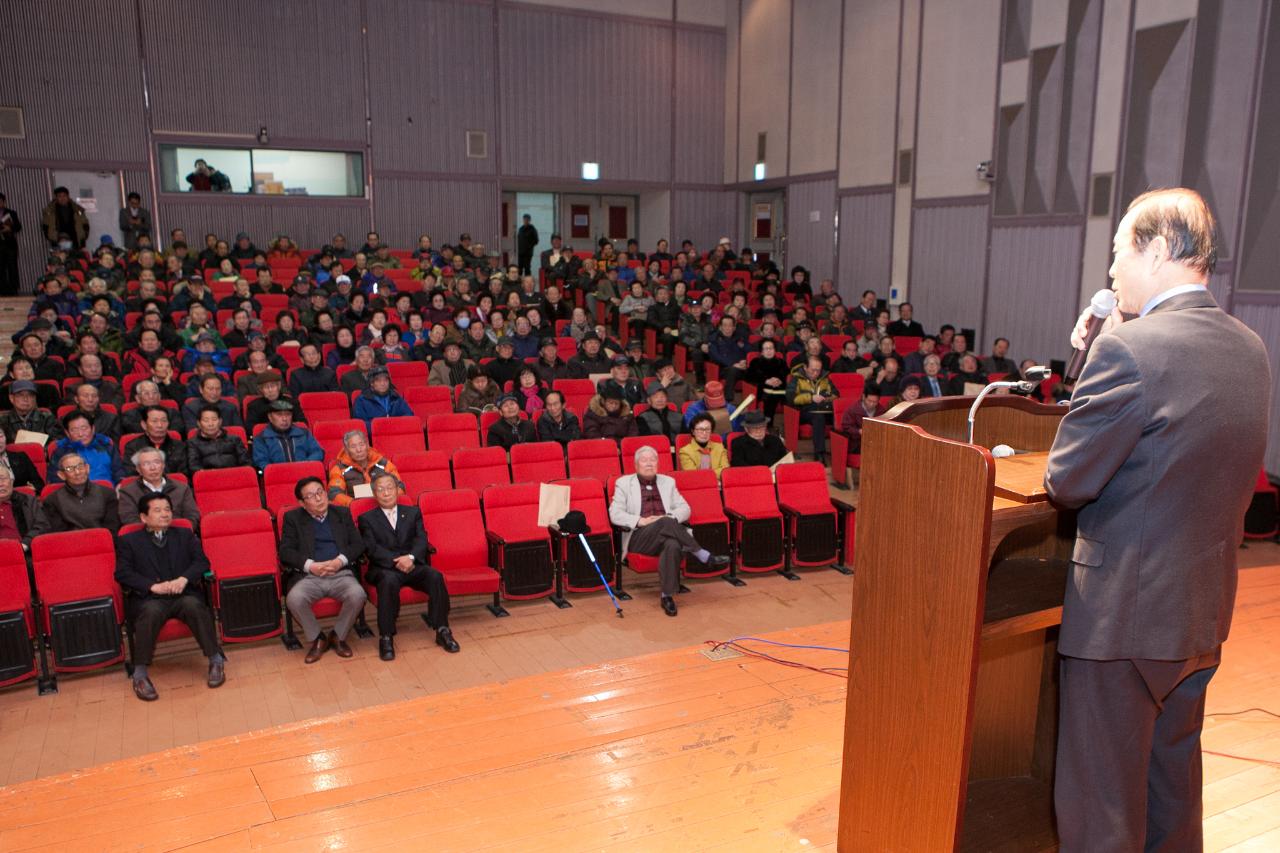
31,451,120,535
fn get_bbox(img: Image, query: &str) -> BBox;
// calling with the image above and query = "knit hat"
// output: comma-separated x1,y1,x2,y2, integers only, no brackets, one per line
702,381,725,408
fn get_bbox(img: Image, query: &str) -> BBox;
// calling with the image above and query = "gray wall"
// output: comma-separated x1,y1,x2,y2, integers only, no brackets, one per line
0,0,730,287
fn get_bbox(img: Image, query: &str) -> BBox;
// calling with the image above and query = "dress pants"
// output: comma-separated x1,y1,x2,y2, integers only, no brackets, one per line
285,571,367,642
129,593,221,665
625,516,701,596
1055,653,1220,853
799,405,832,457
372,564,450,636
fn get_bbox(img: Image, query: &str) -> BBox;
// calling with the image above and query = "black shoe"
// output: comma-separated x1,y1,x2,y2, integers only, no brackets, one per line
661,596,678,617
132,676,158,702
702,554,730,567
379,635,395,661
436,626,460,653
207,660,226,688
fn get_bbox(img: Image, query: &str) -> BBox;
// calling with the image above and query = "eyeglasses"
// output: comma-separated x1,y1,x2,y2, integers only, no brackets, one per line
300,490,325,501
692,425,713,433
61,463,87,473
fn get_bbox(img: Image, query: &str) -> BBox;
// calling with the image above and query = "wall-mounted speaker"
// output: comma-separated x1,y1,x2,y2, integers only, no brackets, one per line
1090,173,1112,217
898,149,913,186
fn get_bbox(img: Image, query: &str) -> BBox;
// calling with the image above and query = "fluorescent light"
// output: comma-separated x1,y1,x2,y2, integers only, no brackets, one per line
581,162,599,181
754,162,766,181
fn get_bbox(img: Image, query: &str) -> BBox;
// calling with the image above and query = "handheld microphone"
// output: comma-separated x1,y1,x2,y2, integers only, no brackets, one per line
1064,289,1118,384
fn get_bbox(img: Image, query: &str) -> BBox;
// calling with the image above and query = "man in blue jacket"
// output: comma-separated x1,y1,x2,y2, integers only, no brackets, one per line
707,315,749,403
252,400,325,468
49,410,123,484
351,367,413,432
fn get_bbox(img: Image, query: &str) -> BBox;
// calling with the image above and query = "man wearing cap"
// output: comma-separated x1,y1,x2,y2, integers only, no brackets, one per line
595,355,644,407
245,370,303,430
0,381,58,442
122,406,187,478
485,337,524,389
327,430,403,508
428,340,474,388
352,367,413,432
731,410,789,468
636,380,684,443
533,337,573,385
568,331,613,377
229,232,259,261
624,338,656,380
682,380,737,434
610,445,730,616
651,358,691,408
583,384,638,444
487,394,538,450
253,400,324,468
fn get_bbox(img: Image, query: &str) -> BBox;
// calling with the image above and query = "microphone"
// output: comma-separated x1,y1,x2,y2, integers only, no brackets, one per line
967,365,1050,443
1064,289,1118,383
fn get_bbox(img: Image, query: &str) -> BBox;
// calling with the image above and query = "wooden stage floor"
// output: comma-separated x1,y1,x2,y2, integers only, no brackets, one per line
0,558,1277,852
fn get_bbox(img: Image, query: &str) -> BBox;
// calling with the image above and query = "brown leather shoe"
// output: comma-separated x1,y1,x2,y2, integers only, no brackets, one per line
132,676,158,701
329,631,353,658
304,633,330,664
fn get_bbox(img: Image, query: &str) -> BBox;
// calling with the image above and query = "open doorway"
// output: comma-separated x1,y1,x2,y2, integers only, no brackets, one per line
744,191,785,267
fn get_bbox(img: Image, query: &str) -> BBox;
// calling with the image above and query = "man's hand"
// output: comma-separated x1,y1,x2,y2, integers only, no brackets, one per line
394,554,415,573
765,377,782,387
635,515,663,527
171,576,188,594
1070,305,1124,350
149,581,171,595
734,360,747,369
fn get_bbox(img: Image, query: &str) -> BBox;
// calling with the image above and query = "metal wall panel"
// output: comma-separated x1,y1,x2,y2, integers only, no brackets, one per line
0,0,148,163
160,201,370,254
3,167,52,294
671,189,736,255
985,223,1084,362
837,191,893,303
139,0,365,143
785,178,837,282
367,0,496,175
908,202,990,338
1231,301,1280,476
373,176,499,252
673,28,727,184
497,5,673,182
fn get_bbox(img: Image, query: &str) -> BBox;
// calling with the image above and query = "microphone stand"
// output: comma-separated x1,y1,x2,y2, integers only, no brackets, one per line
967,380,1037,444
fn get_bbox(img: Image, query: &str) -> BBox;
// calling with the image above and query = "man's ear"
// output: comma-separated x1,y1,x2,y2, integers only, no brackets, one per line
1146,235,1170,274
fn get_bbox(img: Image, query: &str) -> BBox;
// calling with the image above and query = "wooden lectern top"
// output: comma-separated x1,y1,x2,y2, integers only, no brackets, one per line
993,451,1051,503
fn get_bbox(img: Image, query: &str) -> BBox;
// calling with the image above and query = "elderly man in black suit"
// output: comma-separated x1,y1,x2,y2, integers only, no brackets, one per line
114,492,225,701
356,472,458,661
1046,188,1271,851
278,476,368,664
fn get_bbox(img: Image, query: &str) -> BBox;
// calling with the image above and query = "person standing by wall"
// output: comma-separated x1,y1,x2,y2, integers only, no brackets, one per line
0,192,22,295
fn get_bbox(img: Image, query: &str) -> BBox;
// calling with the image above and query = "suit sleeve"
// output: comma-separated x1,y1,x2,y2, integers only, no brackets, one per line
114,537,154,594
409,509,430,564
277,511,306,572
335,508,366,565
609,477,640,529
1044,334,1146,509
103,489,120,535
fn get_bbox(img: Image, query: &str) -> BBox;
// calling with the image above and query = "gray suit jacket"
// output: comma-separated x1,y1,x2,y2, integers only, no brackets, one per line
608,473,691,558
1045,289,1270,660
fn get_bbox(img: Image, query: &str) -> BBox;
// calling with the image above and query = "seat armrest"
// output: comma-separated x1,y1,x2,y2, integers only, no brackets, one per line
777,502,802,518
830,497,855,515
723,507,746,522
610,522,633,533
484,530,506,546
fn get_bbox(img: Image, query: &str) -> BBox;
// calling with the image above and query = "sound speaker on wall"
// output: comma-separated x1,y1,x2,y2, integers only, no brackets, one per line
1090,173,1112,217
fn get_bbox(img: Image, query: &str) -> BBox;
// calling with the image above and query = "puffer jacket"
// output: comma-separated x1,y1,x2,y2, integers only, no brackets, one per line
581,395,638,443
186,430,251,473
326,447,402,507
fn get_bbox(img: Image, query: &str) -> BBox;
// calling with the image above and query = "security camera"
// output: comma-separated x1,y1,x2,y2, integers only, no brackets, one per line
976,161,996,183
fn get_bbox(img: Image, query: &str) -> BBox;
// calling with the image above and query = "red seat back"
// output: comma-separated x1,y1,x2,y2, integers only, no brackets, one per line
192,465,261,515
553,378,594,416
829,372,864,399
510,441,567,483
9,443,47,483
387,361,428,387
31,528,122,618
775,461,833,514
313,419,365,465
674,432,722,454
481,482,546,543
202,510,279,580
620,435,674,474
721,466,782,518
298,391,350,425
0,540,34,642
371,416,426,459
395,450,453,497
427,413,480,456
566,438,621,481
262,460,326,512
559,477,610,535
421,489,488,571
452,446,511,494
404,385,454,429
669,469,728,524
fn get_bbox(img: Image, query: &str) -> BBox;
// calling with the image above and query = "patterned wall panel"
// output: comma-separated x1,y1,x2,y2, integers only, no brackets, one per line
0,0,148,163
908,202,990,339
837,191,893,303
367,0,496,175
1232,301,1280,476
785,178,837,282
373,176,499,252
671,189,736,256
139,0,365,143
497,5,673,182
673,28,727,184
985,222,1084,363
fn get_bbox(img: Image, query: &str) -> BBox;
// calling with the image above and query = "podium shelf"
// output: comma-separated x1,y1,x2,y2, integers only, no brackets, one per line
982,556,1069,641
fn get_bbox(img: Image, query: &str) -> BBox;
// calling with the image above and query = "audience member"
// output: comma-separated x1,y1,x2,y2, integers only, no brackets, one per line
786,356,837,462
487,394,538,450
636,381,684,443
118,446,200,526
0,467,44,550
731,410,788,468
707,316,749,402
887,302,924,337
583,384,637,443
186,405,250,472
252,400,324,467
32,451,120,535
115,493,225,701
838,385,882,457
983,337,1017,375
679,413,729,476
0,381,59,442
182,373,242,431
122,406,186,477
535,390,581,450
352,367,413,432
428,341,473,388
0,428,44,491
327,430,402,507
49,411,122,484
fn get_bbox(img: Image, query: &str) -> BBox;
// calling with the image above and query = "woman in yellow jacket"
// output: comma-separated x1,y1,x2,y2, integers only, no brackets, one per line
678,412,730,476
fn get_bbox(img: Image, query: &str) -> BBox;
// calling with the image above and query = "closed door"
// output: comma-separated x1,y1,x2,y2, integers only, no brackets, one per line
52,171,122,248
745,192,785,265
561,194,637,252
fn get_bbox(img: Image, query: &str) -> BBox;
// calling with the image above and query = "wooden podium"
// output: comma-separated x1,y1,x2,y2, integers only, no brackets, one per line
836,395,1074,851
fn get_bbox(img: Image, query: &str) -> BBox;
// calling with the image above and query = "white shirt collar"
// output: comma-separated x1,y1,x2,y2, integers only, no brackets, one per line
1139,283,1208,318
382,506,399,526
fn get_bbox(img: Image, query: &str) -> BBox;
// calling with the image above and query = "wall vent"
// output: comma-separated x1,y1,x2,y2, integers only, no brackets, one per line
466,130,488,159
0,107,24,139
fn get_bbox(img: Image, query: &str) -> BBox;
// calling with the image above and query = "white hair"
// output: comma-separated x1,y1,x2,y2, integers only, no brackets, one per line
633,446,659,465
131,446,165,467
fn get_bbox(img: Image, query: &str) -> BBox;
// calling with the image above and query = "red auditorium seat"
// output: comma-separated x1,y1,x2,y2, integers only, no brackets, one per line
313,419,365,464
192,466,261,515
1245,469,1278,540
396,450,453,497
481,483,558,602
567,438,621,482
552,379,594,417
299,391,351,425
479,409,529,446
387,361,428,387
420,490,506,617
828,397,860,489
371,416,426,459
452,446,510,495
670,469,734,581
9,443,47,484
0,540,38,689
203,509,284,643
263,461,327,513
620,436,673,474
720,466,788,577
31,529,124,676
427,413,480,456
510,442,567,483
551,478,617,594
775,462,855,574
674,433,722,455
404,386,454,429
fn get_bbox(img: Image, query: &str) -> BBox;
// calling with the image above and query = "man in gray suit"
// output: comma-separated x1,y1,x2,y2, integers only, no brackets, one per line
609,446,729,616
1045,188,1270,852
